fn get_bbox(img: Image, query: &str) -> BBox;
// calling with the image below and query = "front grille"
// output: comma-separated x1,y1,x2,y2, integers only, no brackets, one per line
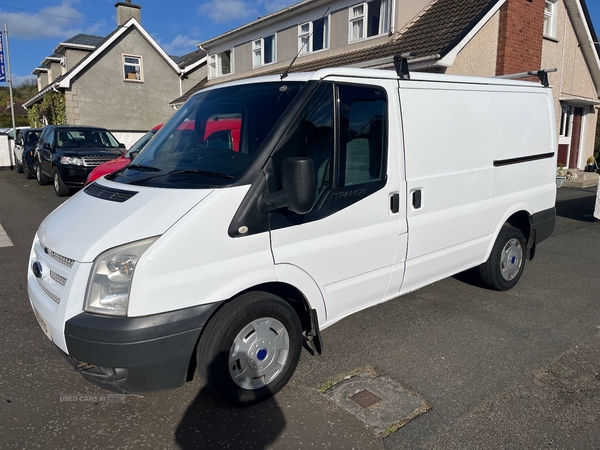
82,155,117,167
44,247,74,268
38,279,61,304
50,271,67,286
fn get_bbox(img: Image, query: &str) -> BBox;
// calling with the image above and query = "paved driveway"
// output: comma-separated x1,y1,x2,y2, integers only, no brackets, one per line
1,169,598,449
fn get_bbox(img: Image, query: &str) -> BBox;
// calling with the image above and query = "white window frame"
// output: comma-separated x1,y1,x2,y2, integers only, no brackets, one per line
348,0,390,43
349,3,366,42
252,34,276,68
544,0,558,39
209,50,234,79
298,17,329,55
123,54,143,82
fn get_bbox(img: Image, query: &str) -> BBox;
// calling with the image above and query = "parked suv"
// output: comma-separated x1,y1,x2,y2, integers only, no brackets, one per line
14,128,43,179
36,125,125,196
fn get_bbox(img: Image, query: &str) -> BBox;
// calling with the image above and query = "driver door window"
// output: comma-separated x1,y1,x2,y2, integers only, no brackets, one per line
270,81,387,223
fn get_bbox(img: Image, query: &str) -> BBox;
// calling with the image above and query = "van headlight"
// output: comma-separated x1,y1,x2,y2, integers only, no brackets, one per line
85,237,158,316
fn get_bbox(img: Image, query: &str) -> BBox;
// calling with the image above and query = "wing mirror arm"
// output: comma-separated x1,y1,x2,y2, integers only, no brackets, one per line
260,157,316,215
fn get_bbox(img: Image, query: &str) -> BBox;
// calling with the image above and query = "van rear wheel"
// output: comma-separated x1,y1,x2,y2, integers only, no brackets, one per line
478,225,526,291
196,291,302,406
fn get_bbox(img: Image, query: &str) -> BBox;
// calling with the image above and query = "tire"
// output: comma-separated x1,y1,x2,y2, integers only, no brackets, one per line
36,161,50,186
478,225,526,291
196,291,303,406
14,154,23,173
24,159,34,179
53,167,70,197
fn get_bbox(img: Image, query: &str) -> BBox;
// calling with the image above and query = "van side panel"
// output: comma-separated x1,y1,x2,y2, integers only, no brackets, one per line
399,82,494,292
489,89,557,249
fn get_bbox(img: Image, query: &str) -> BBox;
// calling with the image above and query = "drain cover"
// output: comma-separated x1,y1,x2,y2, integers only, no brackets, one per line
349,389,382,408
323,370,429,436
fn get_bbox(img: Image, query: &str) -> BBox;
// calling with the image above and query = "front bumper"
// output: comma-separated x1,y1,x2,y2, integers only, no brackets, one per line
63,302,222,393
59,165,93,188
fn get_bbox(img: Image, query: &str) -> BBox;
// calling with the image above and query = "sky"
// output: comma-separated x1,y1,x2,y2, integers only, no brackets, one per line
0,0,299,86
1,0,600,87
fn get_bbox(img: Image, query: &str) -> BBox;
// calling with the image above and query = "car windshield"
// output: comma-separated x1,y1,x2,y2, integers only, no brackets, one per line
125,128,159,158
109,81,305,188
56,129,120,149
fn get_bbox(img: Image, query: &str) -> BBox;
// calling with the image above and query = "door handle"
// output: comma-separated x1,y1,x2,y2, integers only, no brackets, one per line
412,189,422,209
390,193,400,213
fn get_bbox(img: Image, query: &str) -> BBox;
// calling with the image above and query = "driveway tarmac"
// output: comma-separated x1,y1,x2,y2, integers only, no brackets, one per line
0,169,598,449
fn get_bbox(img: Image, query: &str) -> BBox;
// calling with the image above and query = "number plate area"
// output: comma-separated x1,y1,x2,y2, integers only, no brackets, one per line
32,306,52,341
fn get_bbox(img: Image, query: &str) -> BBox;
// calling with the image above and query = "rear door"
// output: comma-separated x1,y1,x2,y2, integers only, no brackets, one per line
269,78,407,324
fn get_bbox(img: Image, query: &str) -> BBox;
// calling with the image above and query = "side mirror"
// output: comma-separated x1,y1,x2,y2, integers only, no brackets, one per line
43,143,52,150
15,139,23,146
118,143,127,152
261,157,316,214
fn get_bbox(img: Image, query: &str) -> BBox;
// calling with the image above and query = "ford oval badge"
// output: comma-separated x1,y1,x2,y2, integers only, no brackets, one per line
32,261,43,279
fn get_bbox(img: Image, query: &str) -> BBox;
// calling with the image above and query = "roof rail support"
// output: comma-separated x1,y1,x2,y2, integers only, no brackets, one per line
394,52,417,79
495,68,558,87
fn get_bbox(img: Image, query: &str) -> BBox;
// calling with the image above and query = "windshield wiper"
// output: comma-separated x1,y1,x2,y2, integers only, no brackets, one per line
168,169,234,179
125,164,161,172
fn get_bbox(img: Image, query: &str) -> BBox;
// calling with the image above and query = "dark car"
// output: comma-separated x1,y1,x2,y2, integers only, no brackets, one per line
14,128,43,179
36,125,126,196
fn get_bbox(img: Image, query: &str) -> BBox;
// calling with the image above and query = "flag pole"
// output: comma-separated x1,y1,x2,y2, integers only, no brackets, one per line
3,23,16,169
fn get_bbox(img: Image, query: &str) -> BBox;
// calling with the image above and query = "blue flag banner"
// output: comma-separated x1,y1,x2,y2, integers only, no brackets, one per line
0,32,5,82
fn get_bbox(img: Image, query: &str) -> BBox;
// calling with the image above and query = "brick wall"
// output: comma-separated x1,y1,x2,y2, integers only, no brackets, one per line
496,0,545,76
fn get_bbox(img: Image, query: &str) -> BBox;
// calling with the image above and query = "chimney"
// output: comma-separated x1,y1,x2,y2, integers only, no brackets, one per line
115,0,141,26
495,0,545,76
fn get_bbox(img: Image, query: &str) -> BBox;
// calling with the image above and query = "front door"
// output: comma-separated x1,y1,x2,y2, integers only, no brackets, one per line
558,104,584,168
568,107,583,168
269,79,406,324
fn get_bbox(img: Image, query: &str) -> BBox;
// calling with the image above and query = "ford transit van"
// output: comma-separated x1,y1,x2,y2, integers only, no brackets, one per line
27,68,556,405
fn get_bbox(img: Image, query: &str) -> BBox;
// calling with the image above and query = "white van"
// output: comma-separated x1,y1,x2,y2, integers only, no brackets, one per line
27,68,556,405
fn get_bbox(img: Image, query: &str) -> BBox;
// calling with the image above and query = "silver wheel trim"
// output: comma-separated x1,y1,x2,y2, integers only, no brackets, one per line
228,316,290,390
500,237,523,281
53,172,59,191
36,164,40,180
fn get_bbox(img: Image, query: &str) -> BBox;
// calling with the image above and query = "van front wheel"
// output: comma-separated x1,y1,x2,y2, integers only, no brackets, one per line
479,225,526,291
196,292,303,406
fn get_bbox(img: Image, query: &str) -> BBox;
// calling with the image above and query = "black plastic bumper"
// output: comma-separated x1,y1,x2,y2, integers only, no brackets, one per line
63,302,222,393
530,207,555,245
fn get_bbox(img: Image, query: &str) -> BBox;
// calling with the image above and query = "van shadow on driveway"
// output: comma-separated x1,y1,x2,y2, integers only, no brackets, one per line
175,386,286,450
175,353,286,450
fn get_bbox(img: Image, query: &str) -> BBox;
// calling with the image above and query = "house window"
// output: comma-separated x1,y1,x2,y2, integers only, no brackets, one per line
209,50,233,78
299,17,329,54
253,35,275,68
123,55,143,82
349,0,390,42
544,0,558,39
559,105,572,138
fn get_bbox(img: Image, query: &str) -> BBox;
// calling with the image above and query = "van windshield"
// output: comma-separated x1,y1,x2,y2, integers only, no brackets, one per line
109,81,305,188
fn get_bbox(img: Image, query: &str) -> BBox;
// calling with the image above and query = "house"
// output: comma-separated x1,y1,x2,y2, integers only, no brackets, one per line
24,1,206,146
173,0,600,178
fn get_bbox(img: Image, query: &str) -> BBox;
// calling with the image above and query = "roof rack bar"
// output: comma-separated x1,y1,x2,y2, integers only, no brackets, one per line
495,68,557,87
